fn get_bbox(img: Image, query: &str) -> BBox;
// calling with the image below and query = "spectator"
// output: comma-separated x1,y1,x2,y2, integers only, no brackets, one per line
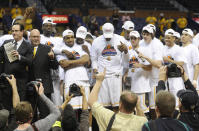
24,18,32,31
165,16,175,29
122,13,131,23
156,66,199,130
68,14,78,33
79,2,89,26
11,5,22,19
142,90,192,131
88,69,148,131
0,8,5,21
2,8,12,34
177,16,187,31
88,15,99,35
158,13,166,35
0,75,20,131
177,68,199,131
146,13,157,26
14,83,61,131
112,9,119,30
59,86,89,131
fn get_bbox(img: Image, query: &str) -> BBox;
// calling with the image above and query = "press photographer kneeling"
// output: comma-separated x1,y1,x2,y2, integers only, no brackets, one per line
157,66,199,130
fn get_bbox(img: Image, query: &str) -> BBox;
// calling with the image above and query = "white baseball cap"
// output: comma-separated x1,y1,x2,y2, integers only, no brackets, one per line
102,23,114,39
165,29,175,36
42,18,54,25
129,31,140,38
62,29,74,37
142,26,153,34
147,24,156,32
122,21,134,31
76,26,87,39
182,28,194,37
174,31,180,38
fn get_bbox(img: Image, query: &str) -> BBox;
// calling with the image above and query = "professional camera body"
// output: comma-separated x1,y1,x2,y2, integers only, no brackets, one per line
69,83,82,97
167,63,182,78
0,73,11,89
26,79,41,95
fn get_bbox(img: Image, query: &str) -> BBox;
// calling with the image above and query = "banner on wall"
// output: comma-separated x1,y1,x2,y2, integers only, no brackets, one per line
42,15,69,23
193,18,199,24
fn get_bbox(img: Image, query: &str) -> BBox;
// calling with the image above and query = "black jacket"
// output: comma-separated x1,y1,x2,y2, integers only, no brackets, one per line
142,116,192,131
0,39,32,79
156,79,199,131
29,44,58,94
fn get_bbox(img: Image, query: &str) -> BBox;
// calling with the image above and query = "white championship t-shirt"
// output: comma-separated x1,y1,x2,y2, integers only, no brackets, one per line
128,46,151,93
91,34,129,77
56,43,89,84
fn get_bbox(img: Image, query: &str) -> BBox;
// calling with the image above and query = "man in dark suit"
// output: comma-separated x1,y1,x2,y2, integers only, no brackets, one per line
0,23,32,105
28,29,58,120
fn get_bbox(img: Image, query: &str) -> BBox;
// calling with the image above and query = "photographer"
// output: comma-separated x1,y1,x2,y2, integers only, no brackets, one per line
0,75,20,131
162,29,187,108
157,66,199,130
14,83,61,131
51,85,89,131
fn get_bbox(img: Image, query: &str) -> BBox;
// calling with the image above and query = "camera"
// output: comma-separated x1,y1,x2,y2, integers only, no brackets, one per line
167,63,181,78
26,79,41,96
69,83,82,97
0,73,11,89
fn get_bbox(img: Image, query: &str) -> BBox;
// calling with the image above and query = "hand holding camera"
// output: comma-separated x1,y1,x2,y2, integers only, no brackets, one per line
6,75,17,89
34,82,44,95
95,68,106,82
65,92,73,102
79,86,86,96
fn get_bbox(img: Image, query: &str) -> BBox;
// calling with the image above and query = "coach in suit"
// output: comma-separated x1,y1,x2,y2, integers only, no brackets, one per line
28,29,58,120
0,24,32,105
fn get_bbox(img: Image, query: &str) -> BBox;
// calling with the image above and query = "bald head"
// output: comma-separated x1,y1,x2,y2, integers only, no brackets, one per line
120,91,138,113
30,29,41,47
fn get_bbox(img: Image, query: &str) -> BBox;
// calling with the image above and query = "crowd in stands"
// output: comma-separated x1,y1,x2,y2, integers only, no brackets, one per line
0,5,199,131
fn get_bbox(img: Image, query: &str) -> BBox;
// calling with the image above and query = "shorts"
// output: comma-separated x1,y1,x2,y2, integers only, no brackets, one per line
149,78,158,109
167,77,185,108
98,75,122,107
137,93,149,113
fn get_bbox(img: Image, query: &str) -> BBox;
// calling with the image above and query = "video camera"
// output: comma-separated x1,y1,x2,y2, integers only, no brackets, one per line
0,73,11,89
69,83,82,97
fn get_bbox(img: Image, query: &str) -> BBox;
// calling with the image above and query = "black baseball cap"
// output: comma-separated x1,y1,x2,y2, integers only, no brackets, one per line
177,89,198,111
